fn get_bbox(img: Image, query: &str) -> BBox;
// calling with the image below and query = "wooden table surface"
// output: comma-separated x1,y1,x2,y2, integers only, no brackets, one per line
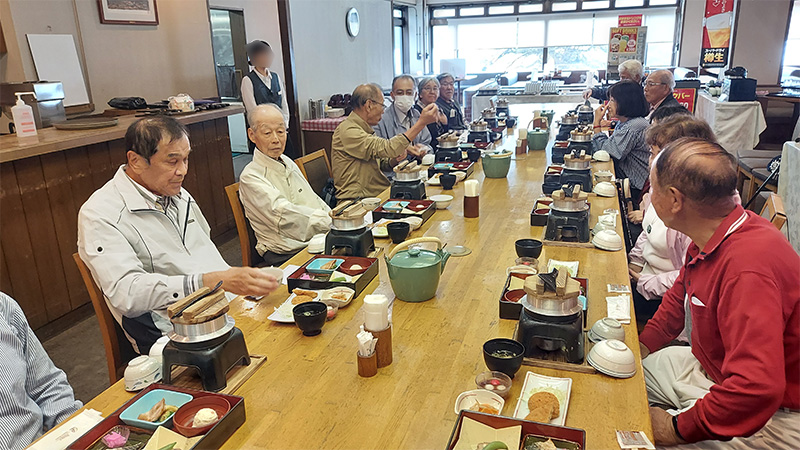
68,127,653,449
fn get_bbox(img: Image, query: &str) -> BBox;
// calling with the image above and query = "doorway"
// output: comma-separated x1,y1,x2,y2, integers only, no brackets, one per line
209,8,248,100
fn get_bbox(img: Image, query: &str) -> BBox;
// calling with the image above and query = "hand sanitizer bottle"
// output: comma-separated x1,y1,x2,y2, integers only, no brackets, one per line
11,92,38,139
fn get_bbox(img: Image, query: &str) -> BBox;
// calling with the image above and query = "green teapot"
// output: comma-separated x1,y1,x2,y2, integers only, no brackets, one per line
527,127,550,151
385,237,450,302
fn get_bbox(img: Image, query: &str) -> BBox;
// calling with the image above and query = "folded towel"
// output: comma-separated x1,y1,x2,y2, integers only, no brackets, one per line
607,294,631,324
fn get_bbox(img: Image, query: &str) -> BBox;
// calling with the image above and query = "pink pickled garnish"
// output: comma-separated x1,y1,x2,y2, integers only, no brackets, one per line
490,379,501,386
102,431,127,448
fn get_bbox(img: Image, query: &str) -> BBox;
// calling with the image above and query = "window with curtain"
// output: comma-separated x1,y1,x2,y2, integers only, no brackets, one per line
431,6,677,75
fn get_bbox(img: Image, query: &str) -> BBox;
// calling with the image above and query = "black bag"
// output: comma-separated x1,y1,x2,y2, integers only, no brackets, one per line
321,178,337,208
108,97,147,110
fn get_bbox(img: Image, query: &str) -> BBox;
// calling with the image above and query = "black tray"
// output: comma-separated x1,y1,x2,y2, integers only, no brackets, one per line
371,199,436,224
446,410,586,450
530,199,553,227
287,255,378,297
429,161,475,178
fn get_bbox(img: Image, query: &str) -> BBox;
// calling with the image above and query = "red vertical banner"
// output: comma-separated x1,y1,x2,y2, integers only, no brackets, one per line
672,88,698,113
700,0,735,68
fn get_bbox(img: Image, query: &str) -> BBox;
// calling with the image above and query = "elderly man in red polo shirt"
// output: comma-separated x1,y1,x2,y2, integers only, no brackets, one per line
638,137,799,448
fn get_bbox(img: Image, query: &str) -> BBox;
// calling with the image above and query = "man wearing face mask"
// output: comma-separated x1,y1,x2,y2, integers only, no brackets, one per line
374,74,431,159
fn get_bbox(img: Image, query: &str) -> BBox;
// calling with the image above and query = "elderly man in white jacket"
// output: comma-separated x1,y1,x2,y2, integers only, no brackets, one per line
239,104,332,265
78,116,279,354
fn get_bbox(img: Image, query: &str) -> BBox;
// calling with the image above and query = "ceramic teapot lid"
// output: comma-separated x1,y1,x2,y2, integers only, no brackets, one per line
386,237,447,269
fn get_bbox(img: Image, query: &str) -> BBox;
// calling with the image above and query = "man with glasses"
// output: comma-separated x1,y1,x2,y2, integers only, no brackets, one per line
644,69,683,121
375,75,432,150
436,73,467,132
332,83,439,201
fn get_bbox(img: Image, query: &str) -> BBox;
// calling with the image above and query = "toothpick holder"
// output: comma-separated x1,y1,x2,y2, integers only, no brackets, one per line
357,351,378,377
365,324,393,368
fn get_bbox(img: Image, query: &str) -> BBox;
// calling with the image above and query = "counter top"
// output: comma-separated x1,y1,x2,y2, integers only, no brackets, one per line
0,106,244,163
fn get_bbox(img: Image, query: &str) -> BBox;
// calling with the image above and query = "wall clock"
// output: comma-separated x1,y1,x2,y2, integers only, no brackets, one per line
346,7,360,37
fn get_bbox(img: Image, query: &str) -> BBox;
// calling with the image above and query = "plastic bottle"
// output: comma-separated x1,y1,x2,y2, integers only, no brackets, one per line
11,92,38,138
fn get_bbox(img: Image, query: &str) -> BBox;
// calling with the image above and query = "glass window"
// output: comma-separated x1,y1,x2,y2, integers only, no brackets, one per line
459,7,485,17
547,18,593,45
649,0,676,5
645,42,673,67
457,22,518,49
394,25,404,76
489,5,515,15
552,2,578,12
582,1,610,10
615,0,644,7
518,20,546,47
783,0,800,82
433,8,456,18
643,9,677,43
393,9,403,18
432,24,456,74
548,45,608,70
519,4,544,13
592,15,619,44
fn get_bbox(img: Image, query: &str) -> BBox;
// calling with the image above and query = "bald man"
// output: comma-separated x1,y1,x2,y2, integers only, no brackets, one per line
331,83,439,201
644,69,681,120
239,104,331,265
638,138,799,448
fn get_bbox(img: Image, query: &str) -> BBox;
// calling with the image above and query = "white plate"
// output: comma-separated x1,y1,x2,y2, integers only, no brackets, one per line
267,291,322,323
320,287,355,307
513,371,572,426
426,174,441,185
372,226,389,238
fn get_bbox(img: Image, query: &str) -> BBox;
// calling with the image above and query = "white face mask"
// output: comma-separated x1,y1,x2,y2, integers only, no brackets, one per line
394,95,414,114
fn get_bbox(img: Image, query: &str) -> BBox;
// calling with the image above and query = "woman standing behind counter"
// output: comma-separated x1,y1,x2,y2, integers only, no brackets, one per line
241,40,291,151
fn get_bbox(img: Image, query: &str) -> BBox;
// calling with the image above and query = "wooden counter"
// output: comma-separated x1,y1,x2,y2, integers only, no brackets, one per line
63,131,653,449
0,107,243,329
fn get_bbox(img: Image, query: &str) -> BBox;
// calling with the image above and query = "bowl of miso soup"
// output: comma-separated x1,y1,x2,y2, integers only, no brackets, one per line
483,338,525,379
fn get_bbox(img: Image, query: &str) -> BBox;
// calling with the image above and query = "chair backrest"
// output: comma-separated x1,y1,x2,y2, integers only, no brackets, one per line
72,253,136,384
760,192,787,230
295,149,333,198
224,183,261,267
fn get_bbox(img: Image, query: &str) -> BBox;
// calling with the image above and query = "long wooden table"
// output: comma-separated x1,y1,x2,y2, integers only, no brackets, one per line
62,128,653,449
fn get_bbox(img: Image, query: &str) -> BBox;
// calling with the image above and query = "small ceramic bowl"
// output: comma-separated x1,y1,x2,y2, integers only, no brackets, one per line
173,396,231,437
307,234,326,254
594,170,614,183
593,150,611,162
592,230,623,251
475,371,513,398
293,302,327,336
587,339,636,378
320,286,355,307
454,389,505,415
361,197,382,210
452,171,467,182
588,317,626,343
119,389,193,430
421,154,436,165
593,181,616,197
483,338,525,379
515,239,543,258
429,194,454,209
124,355,162,392
503,289,526,303
261,266,285,283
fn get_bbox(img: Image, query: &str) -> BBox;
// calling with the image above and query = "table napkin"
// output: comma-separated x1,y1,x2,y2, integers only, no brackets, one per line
607,294,631,324
27,409,103,450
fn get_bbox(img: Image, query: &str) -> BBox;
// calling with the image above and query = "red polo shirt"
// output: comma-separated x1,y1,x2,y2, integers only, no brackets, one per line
640,205,800,443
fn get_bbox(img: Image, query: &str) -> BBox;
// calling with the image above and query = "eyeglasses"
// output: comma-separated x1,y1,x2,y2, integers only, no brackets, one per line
368,99,386,110
645,81,667,87
421,86,439,92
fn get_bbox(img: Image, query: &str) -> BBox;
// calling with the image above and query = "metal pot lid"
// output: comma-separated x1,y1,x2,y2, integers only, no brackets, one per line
561,114,578,124
394,170,421,181
551,199,589,212
169,314,235,344
520,293,582,317
388,247,443,269
330,215,367,231
470,123,489,131
563,159,591,170
438,140,459,149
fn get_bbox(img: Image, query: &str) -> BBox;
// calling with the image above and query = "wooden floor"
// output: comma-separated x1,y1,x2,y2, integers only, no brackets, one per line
68,129,653,449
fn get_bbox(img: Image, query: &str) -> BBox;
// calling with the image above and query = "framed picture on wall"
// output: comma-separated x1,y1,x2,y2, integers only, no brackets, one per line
97,0,159,25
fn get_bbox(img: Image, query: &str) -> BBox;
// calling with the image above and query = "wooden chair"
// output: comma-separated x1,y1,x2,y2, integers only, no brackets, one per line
72,253,136,384
295,149,333,199
760,193,787,230
224,183,262,267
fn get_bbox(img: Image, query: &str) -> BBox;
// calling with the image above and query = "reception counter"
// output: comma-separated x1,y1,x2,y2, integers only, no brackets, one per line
0,107,243,329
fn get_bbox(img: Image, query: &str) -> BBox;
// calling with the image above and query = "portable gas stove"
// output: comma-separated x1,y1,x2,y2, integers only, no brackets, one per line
325,201,375,256
544,184,591,243
560,149,593,192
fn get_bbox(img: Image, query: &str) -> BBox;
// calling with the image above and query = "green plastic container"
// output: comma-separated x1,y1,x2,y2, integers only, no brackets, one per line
482,152,512,178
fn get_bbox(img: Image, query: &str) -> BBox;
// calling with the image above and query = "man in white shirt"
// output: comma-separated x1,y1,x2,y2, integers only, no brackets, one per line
239,104,332,265
78,116,279,354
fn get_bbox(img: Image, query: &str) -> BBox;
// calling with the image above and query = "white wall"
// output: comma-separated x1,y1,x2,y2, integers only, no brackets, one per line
289,0,394,120
730,0,792,85
678,0,705,67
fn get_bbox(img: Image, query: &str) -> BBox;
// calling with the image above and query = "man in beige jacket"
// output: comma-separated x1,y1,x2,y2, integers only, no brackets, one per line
331,83,438,201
